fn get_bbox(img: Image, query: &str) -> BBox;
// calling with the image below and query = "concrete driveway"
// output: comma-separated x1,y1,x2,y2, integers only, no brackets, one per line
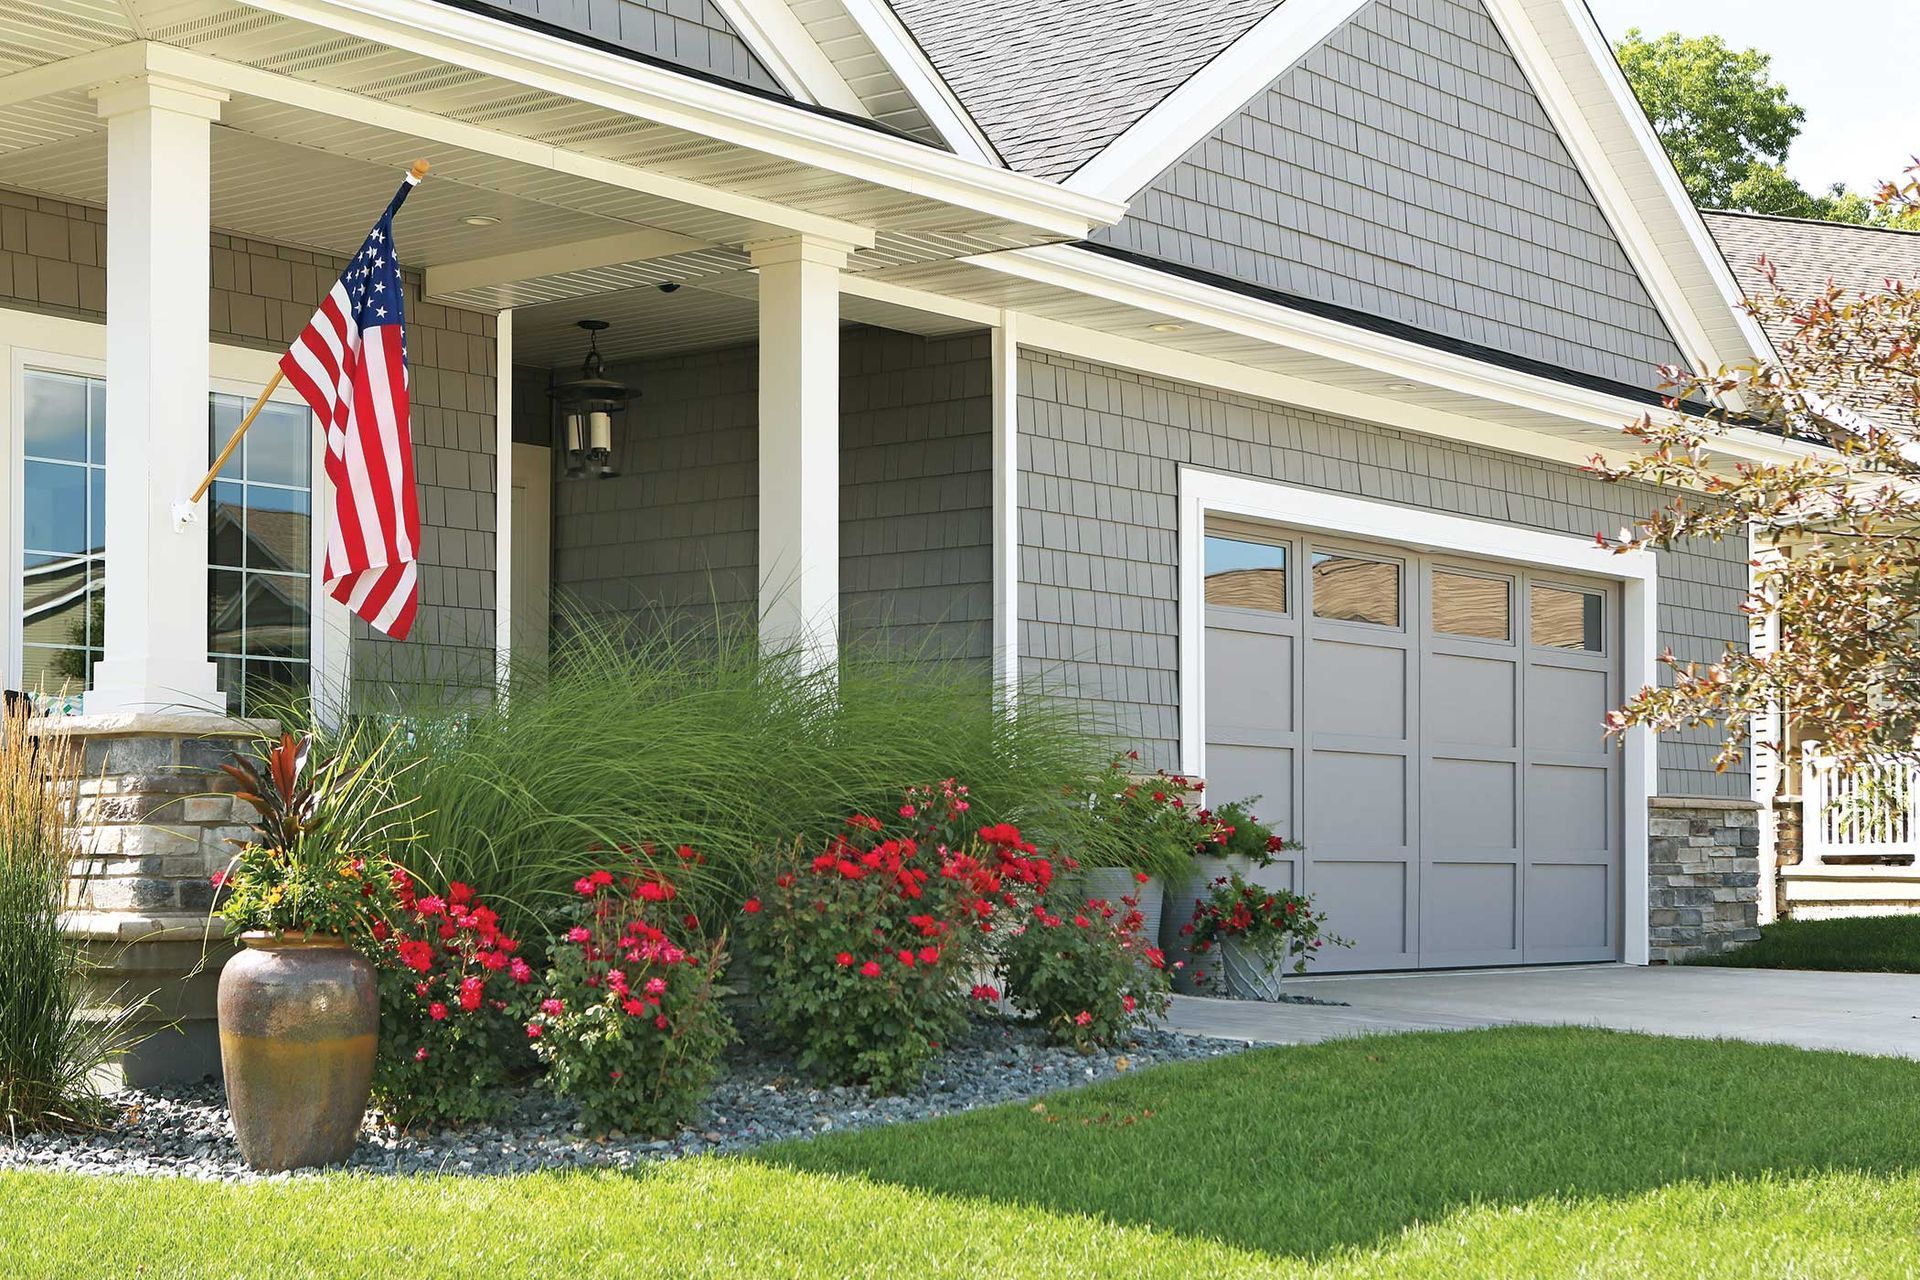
1164,964,1920,1060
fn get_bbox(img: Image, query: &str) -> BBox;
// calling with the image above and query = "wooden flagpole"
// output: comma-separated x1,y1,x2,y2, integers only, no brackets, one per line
185,158,431,509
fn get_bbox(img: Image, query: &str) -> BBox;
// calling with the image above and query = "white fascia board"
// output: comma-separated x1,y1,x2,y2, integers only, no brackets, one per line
236,0,1121,238
986,244,1828,469
1065,0,1371,201
838,272,1002,328
1175,466,1659,964
831,0,1002,165
705,0,868,115
1483,0,1772,372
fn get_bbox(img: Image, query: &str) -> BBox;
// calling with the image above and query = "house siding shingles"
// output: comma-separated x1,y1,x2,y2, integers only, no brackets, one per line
1094,0,1689,393
0,186,499,707
472,0,785,93
550,328,994,660
1017,348,1748,799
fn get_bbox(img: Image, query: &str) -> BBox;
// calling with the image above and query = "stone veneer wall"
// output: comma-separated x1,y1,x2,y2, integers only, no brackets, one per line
1647,796,1762,963
52,715,263,1085
0,185,500,708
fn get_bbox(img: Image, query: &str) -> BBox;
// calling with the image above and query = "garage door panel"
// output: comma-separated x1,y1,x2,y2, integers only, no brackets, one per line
1205,627,1295,740
1309,640,1407,740
1526,665,1611,756
1310,751,1408,849
1205,744,1294,830
1423,861,1519,958
1309,859,1411,968
1525,763,1609,853
1427,653,1517,748
1426,758,1517,850
1524,862,1612,959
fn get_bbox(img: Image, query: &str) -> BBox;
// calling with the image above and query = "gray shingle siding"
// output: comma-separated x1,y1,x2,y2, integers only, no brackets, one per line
550,328,993,660
471,0,785,93
1093,0,1689,393
0,186,498,709
1017,348,1747,798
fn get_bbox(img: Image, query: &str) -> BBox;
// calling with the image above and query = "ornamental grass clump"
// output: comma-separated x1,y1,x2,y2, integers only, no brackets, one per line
0,708,136,1131
1000,888,1171,1052
746,787,1053,1093
363,872,535,1129
525,860,731,1136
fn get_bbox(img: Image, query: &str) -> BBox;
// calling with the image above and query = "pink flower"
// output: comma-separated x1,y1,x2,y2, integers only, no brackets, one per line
526,1023,543,1039
208,869,228,889
644,976,667,996
509,957,533,984
428,1001,448,1021
654,1014,670,1030
539,999,564,1017
1121,995,1136,1013
566,926,591,944
1074,1011,1093,1027
414,1046,429,1062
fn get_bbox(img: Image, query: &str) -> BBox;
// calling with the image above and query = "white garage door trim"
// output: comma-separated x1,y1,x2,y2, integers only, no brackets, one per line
1177,466,1659,965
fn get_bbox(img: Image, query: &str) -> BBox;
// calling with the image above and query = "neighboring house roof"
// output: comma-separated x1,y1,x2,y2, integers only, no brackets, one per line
884,0,1285,181
1703,210,1920,425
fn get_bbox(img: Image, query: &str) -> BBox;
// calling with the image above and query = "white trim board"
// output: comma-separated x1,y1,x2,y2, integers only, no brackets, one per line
830,0,1002,164
1175,466,1658,965
0,306,352,719
705,0,868,114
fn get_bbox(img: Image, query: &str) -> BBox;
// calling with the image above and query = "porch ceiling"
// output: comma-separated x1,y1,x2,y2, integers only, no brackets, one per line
0,0,1119,316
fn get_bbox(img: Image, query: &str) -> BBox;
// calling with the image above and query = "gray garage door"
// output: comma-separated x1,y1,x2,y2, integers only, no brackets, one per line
1202,521,1622,970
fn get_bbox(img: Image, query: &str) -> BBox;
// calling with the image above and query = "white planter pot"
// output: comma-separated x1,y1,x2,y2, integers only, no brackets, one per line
1071,868,1163,945
1218,937,1287,1002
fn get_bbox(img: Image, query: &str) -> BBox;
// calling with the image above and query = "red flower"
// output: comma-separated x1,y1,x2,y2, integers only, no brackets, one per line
509,957,533,984
526,1023,543,1039
654,1014,670,1030
1122,995,1137,1013
209,869,228,889
622,997,647,1017
428,1001,448,1021
458,976,484,1012
540,998,564,1017
742,897,762,914
969,984,1000,1002
1134,871,1150,884
566,926,591,944
397,940,434,973
836,952,854,968
1074,1010,1093,1027
859,960,883,978
918,945,940,966
896,949,916,967
414,1046,430,1062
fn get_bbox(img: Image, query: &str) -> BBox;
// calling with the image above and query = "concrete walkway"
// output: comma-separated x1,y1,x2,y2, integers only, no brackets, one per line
1164,964,1920,1060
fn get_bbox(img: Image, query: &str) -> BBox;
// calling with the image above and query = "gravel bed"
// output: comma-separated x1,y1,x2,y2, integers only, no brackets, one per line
0,1022,1247,1182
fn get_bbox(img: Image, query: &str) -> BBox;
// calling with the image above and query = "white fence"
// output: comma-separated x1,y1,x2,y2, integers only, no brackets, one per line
1801,747,1920,864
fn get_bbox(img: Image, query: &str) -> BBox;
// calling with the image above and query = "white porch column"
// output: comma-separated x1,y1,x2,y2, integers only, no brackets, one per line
86,74,228,715
751,235,850,673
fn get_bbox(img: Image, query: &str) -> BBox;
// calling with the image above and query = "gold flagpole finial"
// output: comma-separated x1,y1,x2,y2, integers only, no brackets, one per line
407,158,431,182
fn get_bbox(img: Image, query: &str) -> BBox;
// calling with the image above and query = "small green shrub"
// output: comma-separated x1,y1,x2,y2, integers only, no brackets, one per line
1001,887,1171,1051
0,708,137,1130
745,789,1049,1092
525,862,731,1136
363,873,535,1129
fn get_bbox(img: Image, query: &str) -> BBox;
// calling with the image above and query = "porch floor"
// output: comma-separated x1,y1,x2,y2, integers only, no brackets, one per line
1163,963,1920,1060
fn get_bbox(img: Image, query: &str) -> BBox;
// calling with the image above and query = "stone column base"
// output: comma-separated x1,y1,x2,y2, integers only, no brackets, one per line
1648,796,1762,964
40,711,271,1087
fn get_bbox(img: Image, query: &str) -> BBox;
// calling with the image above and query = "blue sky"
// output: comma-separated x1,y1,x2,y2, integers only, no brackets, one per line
1585,0,1917,197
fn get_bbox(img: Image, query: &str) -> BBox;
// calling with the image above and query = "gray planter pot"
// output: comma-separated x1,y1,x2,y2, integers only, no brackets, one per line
1162,854,1239,993
1070,867,1163,945
1218,937,1287,1002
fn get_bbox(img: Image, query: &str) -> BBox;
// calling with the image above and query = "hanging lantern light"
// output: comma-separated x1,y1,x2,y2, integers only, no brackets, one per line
550,319,632,479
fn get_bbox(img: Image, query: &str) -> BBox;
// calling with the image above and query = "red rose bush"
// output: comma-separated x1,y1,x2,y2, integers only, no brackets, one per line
1000,886,1171,1051
745,783,1054,1093
524,862,731,1136
364,870,534,1128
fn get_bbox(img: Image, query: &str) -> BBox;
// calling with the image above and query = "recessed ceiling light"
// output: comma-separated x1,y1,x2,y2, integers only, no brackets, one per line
1148,322,1185,333
462,214,501,227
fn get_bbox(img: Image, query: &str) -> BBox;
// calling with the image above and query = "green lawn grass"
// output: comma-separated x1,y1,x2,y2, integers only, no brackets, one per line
6,1027,1920,1278
1684,913,1920,972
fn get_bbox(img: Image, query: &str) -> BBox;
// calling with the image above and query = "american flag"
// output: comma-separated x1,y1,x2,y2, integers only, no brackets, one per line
278,175,422,640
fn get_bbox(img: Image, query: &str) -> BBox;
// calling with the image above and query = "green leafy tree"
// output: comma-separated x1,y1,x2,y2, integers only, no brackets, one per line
1616,29,1920,229
1594,166,1920,774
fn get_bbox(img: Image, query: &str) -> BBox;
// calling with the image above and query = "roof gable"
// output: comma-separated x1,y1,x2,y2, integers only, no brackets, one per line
884,0,1283,181
1090,0,1689,393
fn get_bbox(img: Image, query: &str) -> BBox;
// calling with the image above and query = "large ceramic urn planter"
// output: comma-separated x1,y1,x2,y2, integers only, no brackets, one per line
217,932,377,1172
1217,937,1287,1002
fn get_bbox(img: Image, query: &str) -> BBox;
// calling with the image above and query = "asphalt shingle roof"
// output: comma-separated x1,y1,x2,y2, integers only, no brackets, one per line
886,0,1286,181
1704,210,1920,425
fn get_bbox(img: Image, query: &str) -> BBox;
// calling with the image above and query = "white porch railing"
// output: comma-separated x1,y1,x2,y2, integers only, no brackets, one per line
1801,746,1920,864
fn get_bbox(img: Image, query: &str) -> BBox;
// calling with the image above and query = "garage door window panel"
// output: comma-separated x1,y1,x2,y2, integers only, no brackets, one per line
1311,551,1401,628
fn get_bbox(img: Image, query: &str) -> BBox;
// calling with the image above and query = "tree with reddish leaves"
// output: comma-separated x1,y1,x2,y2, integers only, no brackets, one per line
1594,163,1920,776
